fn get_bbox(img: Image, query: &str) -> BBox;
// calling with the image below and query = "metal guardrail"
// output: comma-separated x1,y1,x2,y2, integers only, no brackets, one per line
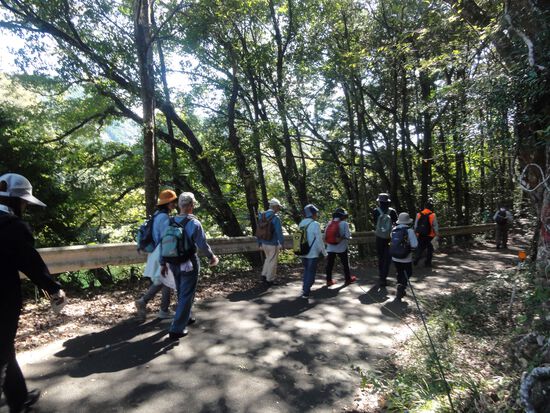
37,224,495,274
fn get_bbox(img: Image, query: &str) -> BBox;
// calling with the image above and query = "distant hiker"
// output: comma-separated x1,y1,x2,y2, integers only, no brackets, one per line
373,193,398,287
256,198,285,286
390,212,418,302
161,192,218,340
135,189,178,320
414,198,439,267
298,204,327,299
0,173,66,412
494,207,513,249
324,208,356,286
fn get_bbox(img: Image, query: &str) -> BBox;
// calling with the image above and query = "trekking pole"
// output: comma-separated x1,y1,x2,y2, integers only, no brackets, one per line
404,273,456,413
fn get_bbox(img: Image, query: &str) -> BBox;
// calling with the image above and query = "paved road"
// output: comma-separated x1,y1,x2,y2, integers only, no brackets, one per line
4,244,519,413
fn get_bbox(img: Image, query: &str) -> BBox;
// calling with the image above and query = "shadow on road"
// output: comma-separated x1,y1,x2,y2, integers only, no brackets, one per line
54,318,178,377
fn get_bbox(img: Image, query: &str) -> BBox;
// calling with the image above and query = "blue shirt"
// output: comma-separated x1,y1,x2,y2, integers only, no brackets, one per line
172,214,214,258
152,210,171,247
298,218,326,259
257,209,284,246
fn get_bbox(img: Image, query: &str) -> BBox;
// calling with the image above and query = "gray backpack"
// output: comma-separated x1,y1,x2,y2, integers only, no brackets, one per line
375,207,392,239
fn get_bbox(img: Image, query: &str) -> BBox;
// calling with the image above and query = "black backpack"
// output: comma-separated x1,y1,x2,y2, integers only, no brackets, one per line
416,212,432,236
495,210,508,225
390,227,411,259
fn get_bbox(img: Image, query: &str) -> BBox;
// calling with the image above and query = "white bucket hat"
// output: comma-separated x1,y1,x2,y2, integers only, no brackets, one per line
396,212,413,225
268,198,283,208
0,173,46,207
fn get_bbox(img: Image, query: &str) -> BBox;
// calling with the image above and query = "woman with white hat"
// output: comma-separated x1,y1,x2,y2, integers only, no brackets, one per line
0,173,66,412
389,212,418,302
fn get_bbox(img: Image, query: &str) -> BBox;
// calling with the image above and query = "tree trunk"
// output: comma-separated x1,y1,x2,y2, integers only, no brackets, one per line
134,0,158,215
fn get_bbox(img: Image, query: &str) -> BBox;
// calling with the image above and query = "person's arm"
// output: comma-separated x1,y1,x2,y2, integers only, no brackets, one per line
493,211,499,221
431,214,439,236
390,209,398,225
15,221,61,294
274,215,284,247
414,213,419,231
409,228,418,249
507,211,514,223
342,221,351,239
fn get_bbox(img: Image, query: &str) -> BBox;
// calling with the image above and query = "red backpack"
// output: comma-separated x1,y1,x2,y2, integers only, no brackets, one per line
325,220,342,245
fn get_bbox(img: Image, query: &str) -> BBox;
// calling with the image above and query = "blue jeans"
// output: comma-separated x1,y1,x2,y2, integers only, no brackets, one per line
169,255,200,335
301,257,318,296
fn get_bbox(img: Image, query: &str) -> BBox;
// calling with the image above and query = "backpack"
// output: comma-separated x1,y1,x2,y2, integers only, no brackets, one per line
495,210,508,225
325,220,342,245
375,207,392,239
136,211,159,253
293,221,314,255
160,217,197,264
416,212,432,237
389,227,411,259
256,212,275,241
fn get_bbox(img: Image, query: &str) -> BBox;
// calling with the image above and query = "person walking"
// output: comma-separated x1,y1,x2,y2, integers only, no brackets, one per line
494,206,513,249
161,192,218,340
390,212,418,302
373,193,398,287
135,189,178,320
256,198,285,286
325,208,357,286
298,204,327,299
414,198,439,267
0,173,66,413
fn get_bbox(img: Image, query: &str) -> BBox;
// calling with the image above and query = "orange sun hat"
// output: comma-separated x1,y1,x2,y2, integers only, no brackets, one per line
157,189,177,206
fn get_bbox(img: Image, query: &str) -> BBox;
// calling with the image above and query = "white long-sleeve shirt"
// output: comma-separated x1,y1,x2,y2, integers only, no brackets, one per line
298,218,327,259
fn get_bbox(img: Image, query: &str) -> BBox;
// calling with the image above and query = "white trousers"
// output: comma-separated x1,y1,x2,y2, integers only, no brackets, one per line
261,244,280,281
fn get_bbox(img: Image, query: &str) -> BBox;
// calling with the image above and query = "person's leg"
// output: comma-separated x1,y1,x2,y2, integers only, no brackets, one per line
302,258,318,297
339,250,353,282
325,252,336,282
169,258,200,336
425,237,434,266
502,225,509,248
376,237,388,285
158,285,172,316
1,312,27,412
495,225,503,248
262,244,278,282
141,282,163,304
394,262,407,300
414,237,427,264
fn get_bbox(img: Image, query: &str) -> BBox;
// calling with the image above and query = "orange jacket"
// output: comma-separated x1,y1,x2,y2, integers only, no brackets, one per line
415,208,437,237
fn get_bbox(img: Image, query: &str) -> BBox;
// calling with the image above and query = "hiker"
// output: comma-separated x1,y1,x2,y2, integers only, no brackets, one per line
373,193,398,287
494,206,513,249
414,198,439,267
298,204,327,299
325,208,357,286
161,192,219,340
135,189,178,320
390,212,418,302
0,173,66,413
256,198,285,286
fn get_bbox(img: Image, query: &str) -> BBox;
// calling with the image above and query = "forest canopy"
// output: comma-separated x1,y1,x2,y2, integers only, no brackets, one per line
0,0,548,255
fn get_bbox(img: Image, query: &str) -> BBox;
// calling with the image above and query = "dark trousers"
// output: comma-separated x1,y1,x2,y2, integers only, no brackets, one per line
495,224,509,248
376,236,391,283
1,309,27,412
393,261,412,298
325,250,351,281
169,255,200,335
415,235,434,265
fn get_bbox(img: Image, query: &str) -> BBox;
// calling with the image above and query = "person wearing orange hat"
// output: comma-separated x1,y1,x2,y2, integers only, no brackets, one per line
135,189,178,320
0,173,66,412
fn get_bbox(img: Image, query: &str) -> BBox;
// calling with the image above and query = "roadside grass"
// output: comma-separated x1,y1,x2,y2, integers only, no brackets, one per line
354,264,550,412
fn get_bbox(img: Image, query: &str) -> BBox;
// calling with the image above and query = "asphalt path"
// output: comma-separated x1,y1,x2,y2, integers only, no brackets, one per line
4,244,519,413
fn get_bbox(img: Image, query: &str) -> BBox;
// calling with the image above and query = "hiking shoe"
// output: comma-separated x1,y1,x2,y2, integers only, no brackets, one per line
187,317,196,326
135,299,146,317
157,309,173,319
19,388,40,412
326,279,336,287
301,294,310,299
168,329,188,340
345,275,358,285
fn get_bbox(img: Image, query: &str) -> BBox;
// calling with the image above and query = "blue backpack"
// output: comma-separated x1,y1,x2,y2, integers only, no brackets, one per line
389,227,411,259
136,211,159,252
160,217,197,263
